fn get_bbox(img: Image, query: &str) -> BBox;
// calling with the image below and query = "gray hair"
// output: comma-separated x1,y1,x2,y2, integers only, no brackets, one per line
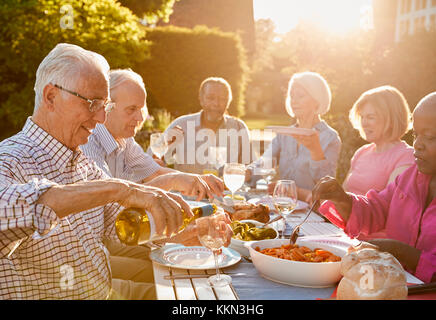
285,71,332,117
33,43,110,111
109,68,146,94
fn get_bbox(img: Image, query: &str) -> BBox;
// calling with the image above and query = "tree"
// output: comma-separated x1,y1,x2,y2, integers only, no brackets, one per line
118,0,179,24
0,0,150,140
138,25,248,118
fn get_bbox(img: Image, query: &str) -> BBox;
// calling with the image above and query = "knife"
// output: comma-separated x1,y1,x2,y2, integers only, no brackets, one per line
164,272,246,280
408,282,436,295
212,196,235,214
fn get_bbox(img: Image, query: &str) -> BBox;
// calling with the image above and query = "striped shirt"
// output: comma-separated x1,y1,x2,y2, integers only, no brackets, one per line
0,117,121,299
156,111,251,175
81,124,160,183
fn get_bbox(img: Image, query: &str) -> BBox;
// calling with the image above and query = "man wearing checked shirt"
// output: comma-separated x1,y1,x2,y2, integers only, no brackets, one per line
0,43,231,299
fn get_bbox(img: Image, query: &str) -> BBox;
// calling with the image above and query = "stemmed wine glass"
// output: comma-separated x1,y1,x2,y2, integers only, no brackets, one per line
150,132,169,159
196,213,232,287
204,146,227,176
254,157,277,187
223,163,246,200
272,180,298,239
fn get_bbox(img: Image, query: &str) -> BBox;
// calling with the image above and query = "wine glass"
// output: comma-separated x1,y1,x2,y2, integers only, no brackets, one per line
254,157,277,188
196,213,232,287
150,132,168,159
272,180,298,238
204,146,227,176
223,163,246,201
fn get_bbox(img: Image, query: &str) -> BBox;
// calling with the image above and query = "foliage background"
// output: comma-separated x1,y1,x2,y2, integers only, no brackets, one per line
138,25,248,119
0,0,149,141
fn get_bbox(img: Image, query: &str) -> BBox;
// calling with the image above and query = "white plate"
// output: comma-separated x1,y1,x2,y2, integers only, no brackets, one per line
265,126,316,136
150,244,241,270
248,196,309,211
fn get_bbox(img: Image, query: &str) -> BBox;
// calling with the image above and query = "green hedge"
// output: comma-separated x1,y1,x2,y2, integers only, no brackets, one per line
0,0,149,140
137,25,248,118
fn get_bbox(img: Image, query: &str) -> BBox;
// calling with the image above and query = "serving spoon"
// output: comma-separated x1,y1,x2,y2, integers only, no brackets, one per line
289,200,319,245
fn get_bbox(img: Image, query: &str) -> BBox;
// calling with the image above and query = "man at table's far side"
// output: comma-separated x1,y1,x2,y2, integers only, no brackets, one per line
0,43,232,300
155,76,252,175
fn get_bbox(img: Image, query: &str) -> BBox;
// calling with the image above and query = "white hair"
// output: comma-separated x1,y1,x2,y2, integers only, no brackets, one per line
285,71,332,117
33,43,110,111
109,68,146,94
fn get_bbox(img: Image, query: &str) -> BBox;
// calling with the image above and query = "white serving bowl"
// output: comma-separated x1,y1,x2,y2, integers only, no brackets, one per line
230,220,278,257
246,238,347,288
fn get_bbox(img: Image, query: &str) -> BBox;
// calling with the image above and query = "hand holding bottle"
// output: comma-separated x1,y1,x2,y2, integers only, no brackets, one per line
116,182,193,237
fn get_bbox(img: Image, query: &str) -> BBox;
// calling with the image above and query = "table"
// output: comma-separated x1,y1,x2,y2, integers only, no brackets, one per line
151,210,424,300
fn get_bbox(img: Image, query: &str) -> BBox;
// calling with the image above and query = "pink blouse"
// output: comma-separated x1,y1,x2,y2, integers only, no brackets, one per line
320,165,436,283
344,141,415,195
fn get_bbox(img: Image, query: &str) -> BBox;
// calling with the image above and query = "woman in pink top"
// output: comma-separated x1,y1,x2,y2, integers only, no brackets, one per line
344,86,415,195
313,92,436,283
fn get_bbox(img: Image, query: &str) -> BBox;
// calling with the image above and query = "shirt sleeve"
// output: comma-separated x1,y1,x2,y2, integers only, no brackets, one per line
237,120,252,164
308,133,341,181
415,247,436,283
80,137,113,178
319,183,395,238
0,161,61,258
124,138,161,183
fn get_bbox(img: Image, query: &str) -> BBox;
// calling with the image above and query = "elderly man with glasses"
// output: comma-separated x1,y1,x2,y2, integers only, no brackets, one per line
0,43,232,300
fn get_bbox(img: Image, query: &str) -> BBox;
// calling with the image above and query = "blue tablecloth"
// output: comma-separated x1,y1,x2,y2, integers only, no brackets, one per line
223,259,336,300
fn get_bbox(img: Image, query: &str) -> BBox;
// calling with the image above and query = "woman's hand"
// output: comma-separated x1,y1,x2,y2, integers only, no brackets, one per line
367,239,421,273
291,131,325,161
311,176,353,221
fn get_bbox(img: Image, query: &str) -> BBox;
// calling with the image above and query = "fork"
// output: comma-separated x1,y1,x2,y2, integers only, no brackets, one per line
289,200,318,245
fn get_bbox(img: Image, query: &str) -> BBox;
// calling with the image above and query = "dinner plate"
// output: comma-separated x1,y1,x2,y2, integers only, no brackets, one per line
265,126,316,136
248,196,309,211
150,244,241,270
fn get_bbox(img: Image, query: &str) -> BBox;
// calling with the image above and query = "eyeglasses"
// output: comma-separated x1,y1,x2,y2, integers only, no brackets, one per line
53,84,115,113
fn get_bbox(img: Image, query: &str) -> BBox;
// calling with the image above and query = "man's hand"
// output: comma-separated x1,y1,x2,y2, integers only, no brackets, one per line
170,212,233,247
149,172,224,201
311,176,353,221
199,174,224,198
117,182,193,237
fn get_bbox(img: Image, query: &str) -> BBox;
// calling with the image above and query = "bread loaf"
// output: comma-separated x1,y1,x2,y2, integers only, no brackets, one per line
337,248,407,300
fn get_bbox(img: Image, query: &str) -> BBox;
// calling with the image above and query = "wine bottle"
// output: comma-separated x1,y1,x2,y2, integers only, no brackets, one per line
115,203,218,246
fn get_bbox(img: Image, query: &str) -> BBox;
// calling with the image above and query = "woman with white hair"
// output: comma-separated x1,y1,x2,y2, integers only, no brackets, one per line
249,71,341,201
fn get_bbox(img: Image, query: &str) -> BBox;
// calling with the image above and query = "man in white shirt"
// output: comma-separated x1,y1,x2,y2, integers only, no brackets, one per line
160,77,252,175
81,69,225,287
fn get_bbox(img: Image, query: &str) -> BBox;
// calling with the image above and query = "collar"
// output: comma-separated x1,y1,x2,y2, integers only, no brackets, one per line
198,110,228,130
23,117,83,171
93,123,126,155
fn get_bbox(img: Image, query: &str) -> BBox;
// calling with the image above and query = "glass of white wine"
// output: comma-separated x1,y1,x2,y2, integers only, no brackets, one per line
223,163,246,201
150,132,169,159
272,180,298,239
254,157,277,188
196,213,232,287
